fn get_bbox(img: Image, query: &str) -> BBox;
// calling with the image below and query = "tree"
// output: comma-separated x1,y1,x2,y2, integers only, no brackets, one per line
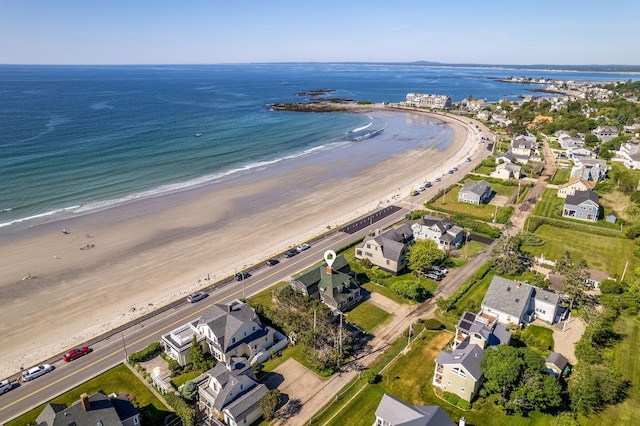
181,380,198,401
260,389,281,421
569,365,628,415
481,345,562,415
189,334,206,370
406,240,446,272
491,235,525,276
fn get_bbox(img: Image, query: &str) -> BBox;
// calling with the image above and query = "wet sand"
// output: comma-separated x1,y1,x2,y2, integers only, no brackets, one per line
0,108,479,378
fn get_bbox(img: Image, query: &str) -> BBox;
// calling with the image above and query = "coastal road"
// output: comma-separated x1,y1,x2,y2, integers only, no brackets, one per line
0,113,493,424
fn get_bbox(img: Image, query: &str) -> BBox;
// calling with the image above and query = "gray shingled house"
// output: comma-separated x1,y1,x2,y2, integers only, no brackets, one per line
562,190,600,222
458,180,492,205
196,357,267,426
162,299,284,365
36,391,140,426
290,254,362,312
480,276,560,325
411,214,464,251
433,311,511,402
355,224,414,274
374,393,456,426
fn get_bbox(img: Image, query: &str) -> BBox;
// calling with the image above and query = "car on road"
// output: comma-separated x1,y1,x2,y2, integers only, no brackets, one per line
63,346,90,362
453,167,458,171
235,272,251,281
22,364,53,382
424,181,432,188
284,248,298,258
0,379,11,395
297,243,311,252
467,157,472,162
448,170,454,174
435,177,441,182
186,292,207,303
266,258,279,266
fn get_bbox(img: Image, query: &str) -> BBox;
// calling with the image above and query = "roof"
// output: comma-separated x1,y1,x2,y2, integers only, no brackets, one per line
565,189,599,207
436,343,484,380
292,254,360,307
224,383,268,419
197,300,263,352
374,394,456,426
587,268,609,283
558,177,596,190
35,390,138,426
365,224,413,262
482,276,533,320
201,357,259,412
460,180,491,197
547,274,564,293
546,352,569,370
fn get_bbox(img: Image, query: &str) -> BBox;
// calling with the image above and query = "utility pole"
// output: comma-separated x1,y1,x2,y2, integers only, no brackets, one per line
121,331,128,363
464,230,470,260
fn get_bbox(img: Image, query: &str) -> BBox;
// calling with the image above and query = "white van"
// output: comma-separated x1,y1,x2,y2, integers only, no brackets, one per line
0,379,11,394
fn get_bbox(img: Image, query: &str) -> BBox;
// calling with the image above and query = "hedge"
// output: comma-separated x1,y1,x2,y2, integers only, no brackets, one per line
128,341,162,364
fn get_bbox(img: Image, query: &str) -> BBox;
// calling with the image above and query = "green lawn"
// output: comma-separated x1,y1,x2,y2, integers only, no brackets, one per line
6,364,170,426
474,165,496,175
448,272,495,320
361,281,413,305
346,300,393,333
549,168,571,185
580,315,640,425
427,186,509,222
521,224,637,278
171,369,203,388
518,324,554,353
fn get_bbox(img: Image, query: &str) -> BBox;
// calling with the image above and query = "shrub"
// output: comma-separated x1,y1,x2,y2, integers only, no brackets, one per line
423,318,443,330
443,392,460,406
390,280,428,301
362,370,380,384
457,399,471,410
128,341,161,364
164,393,196,426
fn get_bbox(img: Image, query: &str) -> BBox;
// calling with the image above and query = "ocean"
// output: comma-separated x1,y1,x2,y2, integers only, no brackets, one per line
1,63,637,231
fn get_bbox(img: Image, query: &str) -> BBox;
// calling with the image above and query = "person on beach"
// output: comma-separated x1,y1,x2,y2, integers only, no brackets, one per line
62,229,69,235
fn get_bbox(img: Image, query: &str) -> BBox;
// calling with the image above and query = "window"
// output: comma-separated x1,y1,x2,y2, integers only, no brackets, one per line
134,417,139,425
452,367,467,379
232,337,236,344
366,244,371,249
386,260,390,265
461,387,465,393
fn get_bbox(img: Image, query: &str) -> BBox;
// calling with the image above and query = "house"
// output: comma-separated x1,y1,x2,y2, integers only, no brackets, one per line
567,146,596,161
460,98,488,111
477,110,491,121
480,276,560,325
617,140,640,169
355,224,413,274
290,254,362,311
547,268,610,291
411,214,465,251
511,135,537,157
36,391,140,426
374,393,456,426
557,177,596,198
562,190,599,222
490,162,522,180
196,357,267,426
592,125,619,142
162,299,284,366
433,312,511,402
458,180,492,205
558,134,585,149
545,352,569,378
405,93,452,109
570,158,607,181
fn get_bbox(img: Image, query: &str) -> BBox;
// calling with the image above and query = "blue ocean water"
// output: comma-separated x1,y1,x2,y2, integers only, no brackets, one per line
0,63,637,230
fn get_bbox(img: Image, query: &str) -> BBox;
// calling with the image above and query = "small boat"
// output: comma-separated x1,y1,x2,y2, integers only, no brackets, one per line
195,133,202,137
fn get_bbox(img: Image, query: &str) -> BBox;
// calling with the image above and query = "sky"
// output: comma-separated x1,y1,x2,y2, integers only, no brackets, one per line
1,0,639,65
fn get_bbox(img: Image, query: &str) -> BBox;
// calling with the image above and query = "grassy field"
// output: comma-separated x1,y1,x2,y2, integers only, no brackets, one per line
428,186,509,222
345,300,393,333
549,168,571,185
474,165,496,175
6,364,170,426
517,324,554,354
521,224,637,278
580,315,640,425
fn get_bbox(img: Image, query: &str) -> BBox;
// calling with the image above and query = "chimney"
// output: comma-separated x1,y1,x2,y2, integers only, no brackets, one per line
227,304,232,313
326,266,333,275
516,281,521,288
80,393,90,411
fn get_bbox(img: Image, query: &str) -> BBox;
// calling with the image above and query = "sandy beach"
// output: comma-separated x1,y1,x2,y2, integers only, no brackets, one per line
0,107,480,378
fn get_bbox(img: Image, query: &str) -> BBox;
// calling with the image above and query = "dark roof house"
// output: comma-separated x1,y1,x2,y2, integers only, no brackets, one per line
374,393,456,426
355,224,414,274
562,190,599,222
36,391,140,426
458,180,492,205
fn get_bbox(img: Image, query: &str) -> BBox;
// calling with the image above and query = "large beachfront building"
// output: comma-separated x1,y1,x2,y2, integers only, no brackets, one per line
405,93,452,110
161,299,287,366
355,224,414,274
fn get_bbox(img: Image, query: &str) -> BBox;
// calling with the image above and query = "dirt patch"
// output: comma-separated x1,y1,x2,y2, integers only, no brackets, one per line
490,194,510,207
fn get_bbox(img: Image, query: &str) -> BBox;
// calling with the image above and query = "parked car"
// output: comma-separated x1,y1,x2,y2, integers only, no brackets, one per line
448,170,454,174
284,248,298,258
435,177,441,182
63,346,90,362
431,265,448,275
22,364,53,382
453,167,458,171
0,379,11,395
266,258,279,266
235,272,251,281
186,292,207,303
425,272,442,281
297,243,311,252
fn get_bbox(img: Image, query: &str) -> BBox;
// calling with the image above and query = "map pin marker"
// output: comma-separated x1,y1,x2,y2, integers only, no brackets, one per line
324,250,336,268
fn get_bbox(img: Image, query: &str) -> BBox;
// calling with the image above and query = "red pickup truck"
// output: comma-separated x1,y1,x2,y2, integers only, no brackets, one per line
63,346,90,362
